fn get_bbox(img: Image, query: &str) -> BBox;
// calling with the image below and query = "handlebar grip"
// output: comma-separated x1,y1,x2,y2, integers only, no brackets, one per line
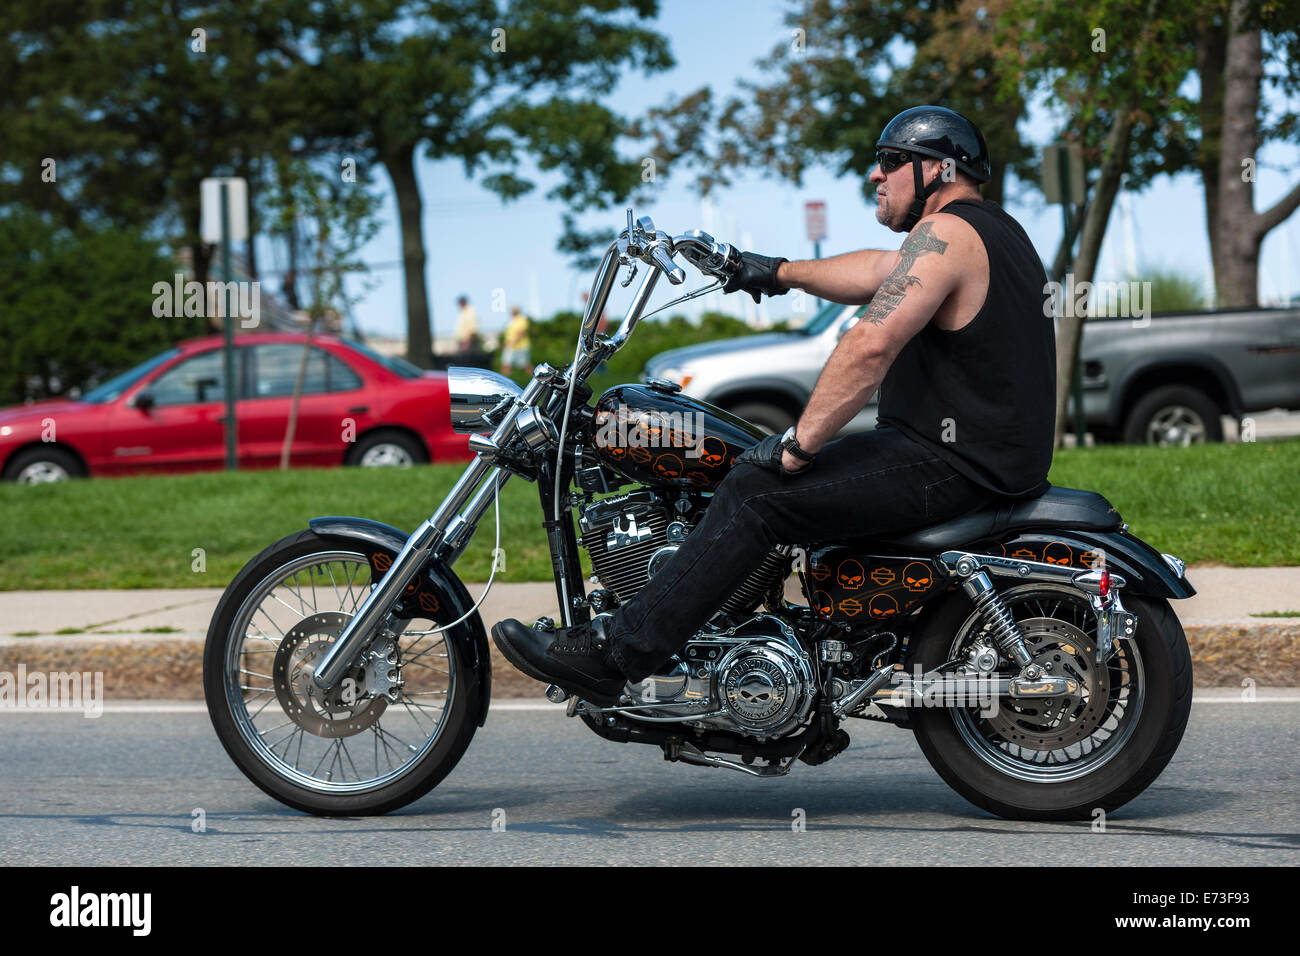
650,245,686,285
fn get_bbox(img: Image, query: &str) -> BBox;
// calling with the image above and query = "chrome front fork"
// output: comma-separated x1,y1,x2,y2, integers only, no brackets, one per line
310,372,557,692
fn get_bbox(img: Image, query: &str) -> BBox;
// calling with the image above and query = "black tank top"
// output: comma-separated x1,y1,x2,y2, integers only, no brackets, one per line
876,199,1055,498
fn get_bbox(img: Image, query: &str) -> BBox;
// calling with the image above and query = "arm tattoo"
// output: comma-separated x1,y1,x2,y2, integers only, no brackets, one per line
864,222,949,326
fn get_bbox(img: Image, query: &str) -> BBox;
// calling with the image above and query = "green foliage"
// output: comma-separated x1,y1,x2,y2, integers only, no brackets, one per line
0,211,205,405
1145,268,1209,313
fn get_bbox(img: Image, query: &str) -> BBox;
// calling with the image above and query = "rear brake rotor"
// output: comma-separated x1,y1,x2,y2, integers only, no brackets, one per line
272,612,388,738
981,617,1110,750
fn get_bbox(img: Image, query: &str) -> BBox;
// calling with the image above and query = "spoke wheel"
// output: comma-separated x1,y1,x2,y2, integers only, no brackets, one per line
909,583,1192,820
205,531,480,815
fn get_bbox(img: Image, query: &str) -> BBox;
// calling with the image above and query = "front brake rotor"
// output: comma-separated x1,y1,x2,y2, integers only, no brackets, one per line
272,612,388,738
980,617,1111,750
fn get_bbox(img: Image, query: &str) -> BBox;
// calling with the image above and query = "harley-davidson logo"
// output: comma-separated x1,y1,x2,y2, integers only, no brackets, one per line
870,566,896,586
838,597,863,617
810,563,832,583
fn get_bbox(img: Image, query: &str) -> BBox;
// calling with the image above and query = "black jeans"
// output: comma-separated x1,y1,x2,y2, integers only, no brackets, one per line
604,425,994,682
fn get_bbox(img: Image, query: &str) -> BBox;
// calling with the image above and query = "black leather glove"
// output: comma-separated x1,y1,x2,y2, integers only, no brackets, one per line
734,433,811,477
722,252,790,304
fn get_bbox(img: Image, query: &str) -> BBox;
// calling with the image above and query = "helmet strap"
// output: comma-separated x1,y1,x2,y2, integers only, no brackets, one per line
902,155,944,231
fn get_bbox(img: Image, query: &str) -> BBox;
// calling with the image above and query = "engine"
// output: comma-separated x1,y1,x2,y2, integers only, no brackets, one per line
615,613,818,741
578,488,791,617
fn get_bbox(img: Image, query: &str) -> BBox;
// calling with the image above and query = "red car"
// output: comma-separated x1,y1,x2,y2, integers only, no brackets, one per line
0,333,473,482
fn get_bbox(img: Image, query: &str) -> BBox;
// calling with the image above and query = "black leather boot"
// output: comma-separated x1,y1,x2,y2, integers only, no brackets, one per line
491,615,627,707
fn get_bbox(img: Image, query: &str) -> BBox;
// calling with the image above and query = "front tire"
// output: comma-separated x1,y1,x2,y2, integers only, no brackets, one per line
909,585,1192,820
203,529,479,815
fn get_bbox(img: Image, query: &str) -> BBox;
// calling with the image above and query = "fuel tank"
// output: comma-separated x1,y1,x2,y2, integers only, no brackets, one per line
589,383,764,490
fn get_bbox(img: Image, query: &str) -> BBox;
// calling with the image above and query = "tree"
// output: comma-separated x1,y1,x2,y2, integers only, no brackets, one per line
0,212,206,405
272,0,672,366
1206,0,1300,306
632,1,1035,206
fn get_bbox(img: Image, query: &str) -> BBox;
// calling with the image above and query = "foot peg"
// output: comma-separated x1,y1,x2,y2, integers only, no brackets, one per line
544,683,570,703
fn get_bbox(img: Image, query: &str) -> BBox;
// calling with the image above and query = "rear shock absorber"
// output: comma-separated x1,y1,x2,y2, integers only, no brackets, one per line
960,571,1036,673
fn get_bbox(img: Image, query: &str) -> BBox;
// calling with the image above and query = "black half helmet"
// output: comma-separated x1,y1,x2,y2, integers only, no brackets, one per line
877,105,991,183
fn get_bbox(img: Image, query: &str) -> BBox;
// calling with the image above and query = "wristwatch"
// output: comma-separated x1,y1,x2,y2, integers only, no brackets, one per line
780,426,817,466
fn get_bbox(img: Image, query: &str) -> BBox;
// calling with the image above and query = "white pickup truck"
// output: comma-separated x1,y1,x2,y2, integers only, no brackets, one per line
641,303,1300,444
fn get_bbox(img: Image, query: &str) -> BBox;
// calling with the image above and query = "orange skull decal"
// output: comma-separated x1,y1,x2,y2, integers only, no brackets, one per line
813,590,834,617
870,566,896,586
1043,542,1074,566
699,437,727,467
837,559,866,590
653,453,684,479
810,563,832,583
838,597,863,617
868,593,899,618
605,444,627,460
686,471,711,487
902,561,933,592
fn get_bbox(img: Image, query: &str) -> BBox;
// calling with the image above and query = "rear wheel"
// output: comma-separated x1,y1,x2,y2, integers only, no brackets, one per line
1122,385,1222,445
346,429,427,467
203,530,478,815
908,584,1192,820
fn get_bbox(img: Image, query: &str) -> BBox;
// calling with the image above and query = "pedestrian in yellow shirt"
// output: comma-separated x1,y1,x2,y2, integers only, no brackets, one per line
501,305,532,374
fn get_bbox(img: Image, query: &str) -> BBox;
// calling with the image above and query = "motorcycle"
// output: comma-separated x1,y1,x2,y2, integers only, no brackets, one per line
204,211,1195,820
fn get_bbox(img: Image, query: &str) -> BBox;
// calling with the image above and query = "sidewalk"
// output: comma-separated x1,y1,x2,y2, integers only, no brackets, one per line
1,568,1296,698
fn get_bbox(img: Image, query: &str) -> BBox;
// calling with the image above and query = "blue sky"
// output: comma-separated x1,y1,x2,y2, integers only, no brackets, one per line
314,0,1300,342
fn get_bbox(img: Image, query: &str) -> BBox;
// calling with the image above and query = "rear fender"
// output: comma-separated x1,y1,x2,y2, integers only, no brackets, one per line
983,528,1195,599
309,515,492,726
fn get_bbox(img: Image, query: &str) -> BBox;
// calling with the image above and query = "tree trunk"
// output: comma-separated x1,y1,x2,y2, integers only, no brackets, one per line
1216,0,1264,308
1195,18,1226,299
1053,110,1133,450
384,145,434,368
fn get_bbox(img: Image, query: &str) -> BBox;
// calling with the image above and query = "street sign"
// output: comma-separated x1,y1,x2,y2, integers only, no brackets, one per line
1041,144,1085,206
200,177,249,243
805,201,827,242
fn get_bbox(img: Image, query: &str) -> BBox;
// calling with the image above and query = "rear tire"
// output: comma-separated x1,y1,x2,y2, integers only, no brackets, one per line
3,445,86,483
909,588,1192,820
345,429,428,467
1122,385,1222,445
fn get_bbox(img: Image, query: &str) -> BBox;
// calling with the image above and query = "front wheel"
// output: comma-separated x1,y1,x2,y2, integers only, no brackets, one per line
908,584,1192,820
203,529,479,815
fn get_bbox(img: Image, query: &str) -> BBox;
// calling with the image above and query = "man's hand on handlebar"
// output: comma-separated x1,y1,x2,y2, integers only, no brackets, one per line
722,251,790,304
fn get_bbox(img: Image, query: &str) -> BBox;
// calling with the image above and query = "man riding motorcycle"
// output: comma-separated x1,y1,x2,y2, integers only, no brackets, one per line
492,105,1057,707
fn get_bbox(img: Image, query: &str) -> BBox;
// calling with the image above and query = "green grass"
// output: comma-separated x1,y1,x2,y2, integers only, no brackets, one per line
1250,611,1300,618
2,439,1297,591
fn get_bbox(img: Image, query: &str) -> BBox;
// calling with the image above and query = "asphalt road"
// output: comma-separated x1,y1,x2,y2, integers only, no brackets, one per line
1,697,1297,866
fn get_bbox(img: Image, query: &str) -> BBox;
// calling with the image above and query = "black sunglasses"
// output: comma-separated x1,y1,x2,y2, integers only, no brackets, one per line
875,148,912,172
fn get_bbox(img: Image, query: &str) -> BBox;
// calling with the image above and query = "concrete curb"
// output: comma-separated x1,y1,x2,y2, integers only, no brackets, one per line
1,619,1295,700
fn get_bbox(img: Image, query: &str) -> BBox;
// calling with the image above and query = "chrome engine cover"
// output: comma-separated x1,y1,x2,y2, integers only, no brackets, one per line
621,613,817,741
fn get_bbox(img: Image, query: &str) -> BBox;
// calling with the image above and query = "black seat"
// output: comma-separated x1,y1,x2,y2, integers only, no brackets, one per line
866,486,1122,553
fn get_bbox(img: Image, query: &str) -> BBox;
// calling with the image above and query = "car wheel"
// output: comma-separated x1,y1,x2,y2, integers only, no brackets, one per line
1122,385,1223,445
346,430,428,468
727,401,797,436
2,446,86,484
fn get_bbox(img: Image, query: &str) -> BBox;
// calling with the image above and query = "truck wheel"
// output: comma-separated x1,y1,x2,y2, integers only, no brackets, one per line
727,401,796,436
1122,385,1223,445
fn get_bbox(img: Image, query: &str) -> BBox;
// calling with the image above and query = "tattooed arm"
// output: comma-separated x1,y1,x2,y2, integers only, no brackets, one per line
780,216,979,467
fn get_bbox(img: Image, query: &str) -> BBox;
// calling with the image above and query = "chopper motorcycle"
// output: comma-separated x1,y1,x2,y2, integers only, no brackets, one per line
204,211,1194,820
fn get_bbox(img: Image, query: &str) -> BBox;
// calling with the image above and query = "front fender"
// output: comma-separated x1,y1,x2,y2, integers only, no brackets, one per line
309,515,492,727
